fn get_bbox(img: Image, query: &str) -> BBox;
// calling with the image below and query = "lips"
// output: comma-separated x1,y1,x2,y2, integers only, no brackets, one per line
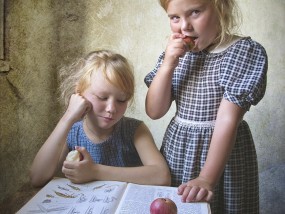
102,116,113,120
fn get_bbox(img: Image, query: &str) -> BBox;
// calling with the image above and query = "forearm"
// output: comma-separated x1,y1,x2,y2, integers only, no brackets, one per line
199,99,245,188
93,164,171,186
199,119,238,187
177,118,238,202
30,115,73,186
146,64,175,119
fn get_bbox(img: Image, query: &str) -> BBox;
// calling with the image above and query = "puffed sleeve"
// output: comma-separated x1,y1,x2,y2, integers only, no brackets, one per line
144,52,165,87
219,38,268,110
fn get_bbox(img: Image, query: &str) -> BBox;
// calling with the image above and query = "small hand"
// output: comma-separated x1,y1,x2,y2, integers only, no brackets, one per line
62,147,96,183
177,176,214,203
63,94,92,123
163,33,188,69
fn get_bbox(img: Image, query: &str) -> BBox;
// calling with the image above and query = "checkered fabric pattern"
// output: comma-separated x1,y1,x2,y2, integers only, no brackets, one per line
145,37,267,214
67,117,143,167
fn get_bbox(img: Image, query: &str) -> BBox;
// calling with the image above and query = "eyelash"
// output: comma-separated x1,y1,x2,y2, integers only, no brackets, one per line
170,16,180,22
95,95,105,100
191,10,200,17
96,96,127,103
169,10,200,21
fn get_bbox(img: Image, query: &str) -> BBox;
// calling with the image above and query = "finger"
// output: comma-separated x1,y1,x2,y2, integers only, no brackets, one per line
171,32,184,40
84,101,92,114
195,188,208,201
181,186,191,202
75,83,80,94
64,174,76,183
186,186,200,202
62,165,73,176
63,160,76,169
76,147,90,160
205,191,214,202
70,178,80,184
80,99,92,118
177,183,187,195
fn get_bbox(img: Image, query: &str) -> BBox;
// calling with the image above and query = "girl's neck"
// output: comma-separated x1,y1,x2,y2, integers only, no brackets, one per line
83,117,114,143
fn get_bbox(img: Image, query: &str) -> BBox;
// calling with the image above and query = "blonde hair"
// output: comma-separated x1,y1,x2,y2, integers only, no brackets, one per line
58,50,135,108
159,0,242,45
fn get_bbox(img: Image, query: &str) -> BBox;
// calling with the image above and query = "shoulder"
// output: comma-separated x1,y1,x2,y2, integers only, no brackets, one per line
119,117,143,128
67,121,84,149
73,121,82,127
144,52,166,86
225,36,267,59
221,36,268,74
210,35,267,55
117,117,144,137
70,121,82,132
219,37,268,109
69,121,82,133
67,121,84,141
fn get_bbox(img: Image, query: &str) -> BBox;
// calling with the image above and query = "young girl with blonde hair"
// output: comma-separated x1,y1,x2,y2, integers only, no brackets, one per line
145,0,267,213
30,50,171,187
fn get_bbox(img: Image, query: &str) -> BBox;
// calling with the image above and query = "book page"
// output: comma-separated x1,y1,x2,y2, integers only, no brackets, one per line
17,178,128,214
115,183,211,214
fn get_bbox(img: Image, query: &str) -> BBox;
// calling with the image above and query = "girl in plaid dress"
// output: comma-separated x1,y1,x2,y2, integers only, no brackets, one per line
145,0,267,213
30,50,170,187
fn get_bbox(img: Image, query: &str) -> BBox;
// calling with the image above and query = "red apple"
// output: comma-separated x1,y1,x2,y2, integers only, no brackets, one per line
183,36,195,50
150,198,177,214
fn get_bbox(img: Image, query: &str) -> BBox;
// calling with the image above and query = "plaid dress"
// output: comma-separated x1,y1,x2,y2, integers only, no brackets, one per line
144,37,267,214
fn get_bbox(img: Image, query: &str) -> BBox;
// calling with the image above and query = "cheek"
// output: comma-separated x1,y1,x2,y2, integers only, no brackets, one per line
117,103,128,114
202,15,219,37
170,23,181,33
91,101,106,112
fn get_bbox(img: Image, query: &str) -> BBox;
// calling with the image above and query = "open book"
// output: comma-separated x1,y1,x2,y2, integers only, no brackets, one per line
17,177,211,214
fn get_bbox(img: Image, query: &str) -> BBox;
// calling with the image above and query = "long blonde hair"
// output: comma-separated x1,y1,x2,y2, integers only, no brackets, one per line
58,50,135,108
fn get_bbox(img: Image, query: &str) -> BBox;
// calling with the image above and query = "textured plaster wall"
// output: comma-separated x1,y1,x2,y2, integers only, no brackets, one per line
0,0,61,203
238,2,285,213
0,0,284,213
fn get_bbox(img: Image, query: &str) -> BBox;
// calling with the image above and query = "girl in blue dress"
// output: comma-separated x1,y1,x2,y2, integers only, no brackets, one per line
30,50,170,187
145,0,267,213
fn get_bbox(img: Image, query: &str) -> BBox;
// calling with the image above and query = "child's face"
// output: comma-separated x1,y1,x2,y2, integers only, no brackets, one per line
82,70,128,131
167,0,220,51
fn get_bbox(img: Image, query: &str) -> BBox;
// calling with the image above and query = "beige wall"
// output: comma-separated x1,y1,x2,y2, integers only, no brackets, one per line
0,1,284,213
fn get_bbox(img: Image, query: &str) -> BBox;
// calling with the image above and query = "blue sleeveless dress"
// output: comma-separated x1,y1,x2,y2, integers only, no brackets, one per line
67,117,143,167
145,37,267,214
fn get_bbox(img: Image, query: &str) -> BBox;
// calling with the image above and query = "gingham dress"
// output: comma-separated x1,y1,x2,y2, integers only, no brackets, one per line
67,117,143,167
144,37,267,214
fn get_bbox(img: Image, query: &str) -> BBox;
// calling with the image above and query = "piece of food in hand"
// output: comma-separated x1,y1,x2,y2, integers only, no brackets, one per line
66,150,82,162
150,198,178,214
183,36,195,50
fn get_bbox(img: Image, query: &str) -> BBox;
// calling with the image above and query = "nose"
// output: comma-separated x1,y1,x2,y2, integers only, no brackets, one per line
181,18,192,32
106,100,116,114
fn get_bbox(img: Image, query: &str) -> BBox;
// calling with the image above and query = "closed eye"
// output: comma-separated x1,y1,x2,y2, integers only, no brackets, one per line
96,95,107,101
117,99,127,103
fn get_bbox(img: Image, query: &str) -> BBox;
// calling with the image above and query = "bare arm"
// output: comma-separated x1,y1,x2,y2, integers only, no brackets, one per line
146,33,187,119
62,123,171,186
178,98,246,202
30,94,91,187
